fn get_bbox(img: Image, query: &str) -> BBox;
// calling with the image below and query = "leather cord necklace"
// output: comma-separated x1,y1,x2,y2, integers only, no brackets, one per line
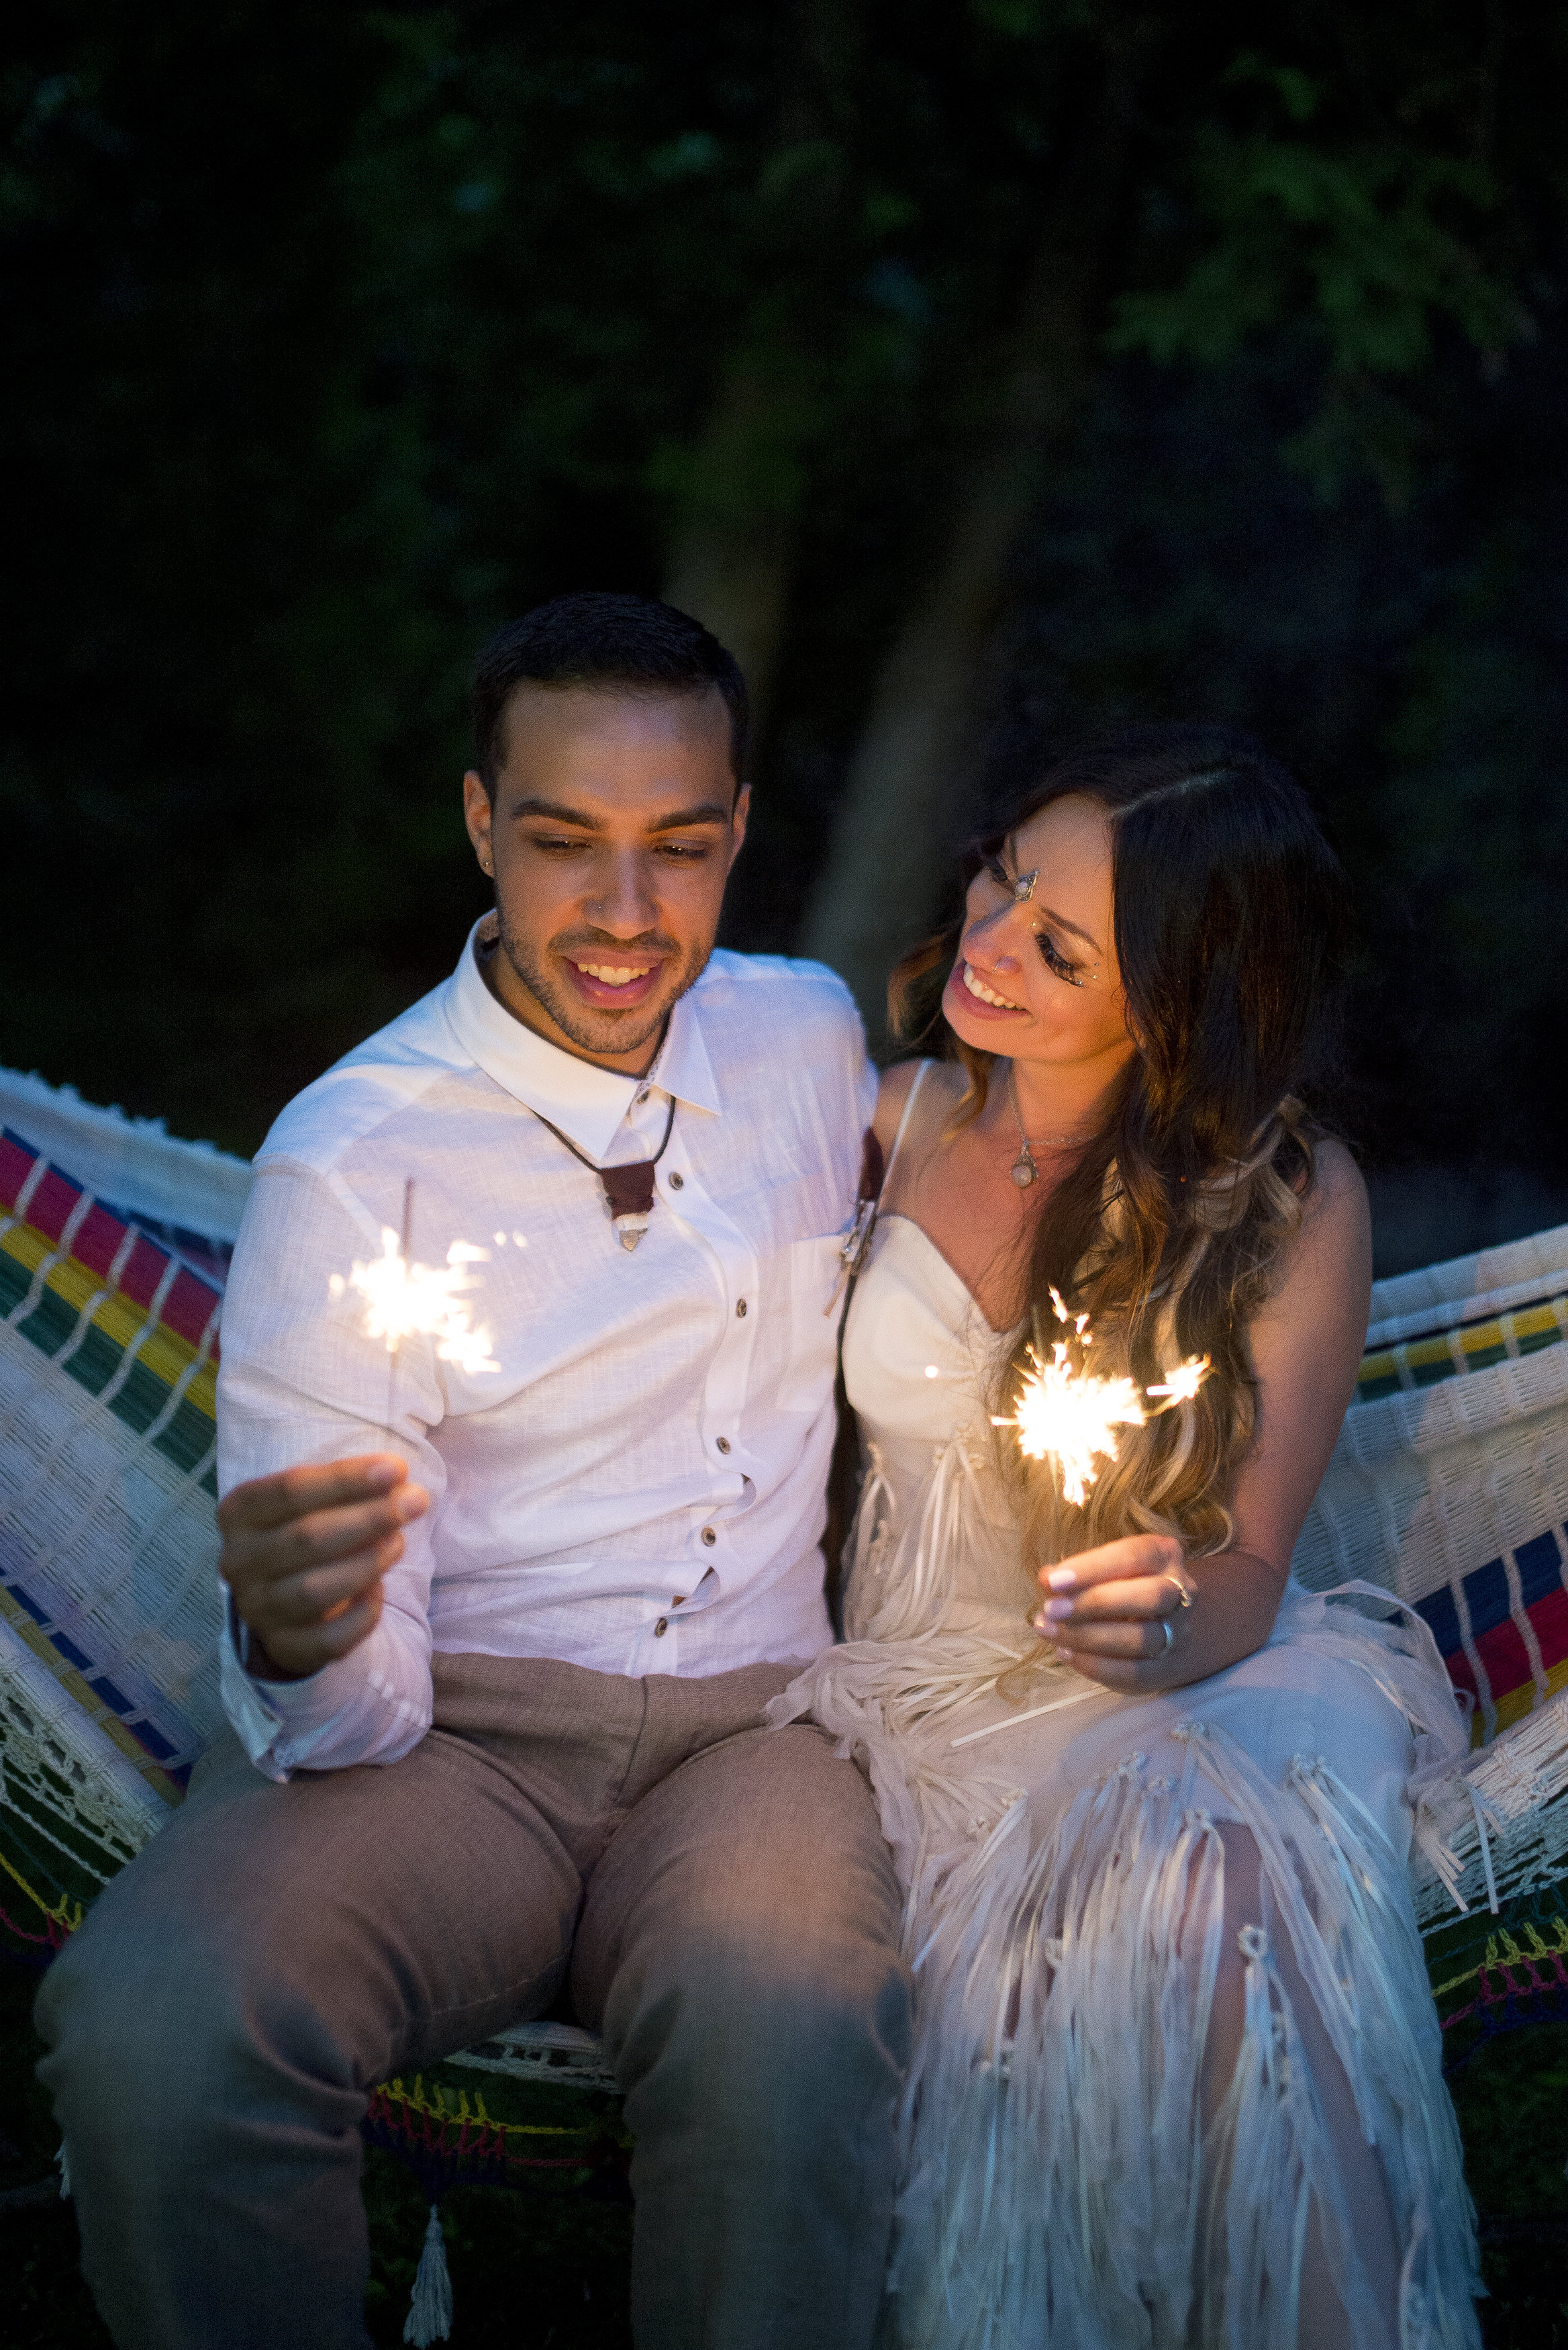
528,1092,679,1253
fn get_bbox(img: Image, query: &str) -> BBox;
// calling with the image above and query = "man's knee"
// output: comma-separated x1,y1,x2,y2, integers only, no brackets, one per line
604,1856,910,2128
39,1921,219,2180
691,1917,908,2096
36,1852,359,2172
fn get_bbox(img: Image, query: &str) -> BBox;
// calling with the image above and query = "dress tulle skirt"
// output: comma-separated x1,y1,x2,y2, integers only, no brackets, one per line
773,1564,1483,2350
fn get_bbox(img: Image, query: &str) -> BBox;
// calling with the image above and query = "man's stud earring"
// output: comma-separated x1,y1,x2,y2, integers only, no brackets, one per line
1012,869,1038,903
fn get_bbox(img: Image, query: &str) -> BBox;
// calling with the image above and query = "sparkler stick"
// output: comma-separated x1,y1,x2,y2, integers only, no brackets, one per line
328,1180,500,1449
389,1178,413,1438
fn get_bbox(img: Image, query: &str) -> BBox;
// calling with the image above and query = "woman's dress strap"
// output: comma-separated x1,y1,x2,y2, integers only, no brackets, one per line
883,1061,932,1195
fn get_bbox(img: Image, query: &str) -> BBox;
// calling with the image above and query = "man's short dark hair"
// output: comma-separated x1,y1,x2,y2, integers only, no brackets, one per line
473,592,749,797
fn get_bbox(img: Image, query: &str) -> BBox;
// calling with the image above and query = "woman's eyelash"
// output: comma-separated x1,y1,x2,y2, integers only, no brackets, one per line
1036,931,1082,985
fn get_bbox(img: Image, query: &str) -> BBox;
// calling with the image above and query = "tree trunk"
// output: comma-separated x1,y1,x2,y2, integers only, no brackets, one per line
797,31,1140,1043
661,3,864,734
660,357,803,735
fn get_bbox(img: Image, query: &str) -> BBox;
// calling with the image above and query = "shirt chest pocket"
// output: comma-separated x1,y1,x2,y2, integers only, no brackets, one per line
776,1233,848,1415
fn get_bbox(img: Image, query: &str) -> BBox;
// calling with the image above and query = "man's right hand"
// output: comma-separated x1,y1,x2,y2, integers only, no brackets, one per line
216,1456,428,1682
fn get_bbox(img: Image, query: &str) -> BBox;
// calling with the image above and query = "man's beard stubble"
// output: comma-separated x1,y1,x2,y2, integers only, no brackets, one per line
494,910,711,1058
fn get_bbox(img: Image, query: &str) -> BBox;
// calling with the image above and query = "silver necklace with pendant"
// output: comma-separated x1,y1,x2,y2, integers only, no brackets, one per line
1008,1070,1092,1188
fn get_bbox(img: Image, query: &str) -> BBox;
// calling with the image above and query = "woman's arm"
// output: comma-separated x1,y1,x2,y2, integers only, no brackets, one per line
1033,1139,1372,1693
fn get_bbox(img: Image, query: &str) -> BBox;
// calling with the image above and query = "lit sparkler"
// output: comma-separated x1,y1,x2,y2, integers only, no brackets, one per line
993,1288,1208,1508
328,1181,500,1433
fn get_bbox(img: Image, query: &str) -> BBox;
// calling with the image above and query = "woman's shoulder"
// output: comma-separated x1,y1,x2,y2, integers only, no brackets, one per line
1301,1135,1369,1233
1260,1133,1370,1327
873,1057,965,1156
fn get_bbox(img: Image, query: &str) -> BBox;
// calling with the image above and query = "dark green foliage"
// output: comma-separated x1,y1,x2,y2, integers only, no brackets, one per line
0,0,1080,1150
1449,2022,1568,2350
4,1,1563,1192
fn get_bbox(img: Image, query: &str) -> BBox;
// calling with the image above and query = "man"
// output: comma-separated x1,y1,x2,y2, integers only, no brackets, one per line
37,593,910,2350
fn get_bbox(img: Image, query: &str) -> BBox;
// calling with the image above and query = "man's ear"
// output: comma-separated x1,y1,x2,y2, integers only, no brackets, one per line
462,769,494,872
728,782,751,867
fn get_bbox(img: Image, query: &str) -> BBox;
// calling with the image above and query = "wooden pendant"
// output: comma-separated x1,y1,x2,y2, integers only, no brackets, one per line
600,1160,658,1252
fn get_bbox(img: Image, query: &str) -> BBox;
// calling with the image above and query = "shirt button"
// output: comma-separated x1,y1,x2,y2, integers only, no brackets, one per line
669,1171,684,1190
716,1436,731,1454
736,1299,748,1318
654,1617,669,1636
701,1526,717,1547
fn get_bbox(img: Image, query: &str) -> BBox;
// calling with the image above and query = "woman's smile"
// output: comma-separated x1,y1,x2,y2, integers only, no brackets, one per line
957,959,1028,1014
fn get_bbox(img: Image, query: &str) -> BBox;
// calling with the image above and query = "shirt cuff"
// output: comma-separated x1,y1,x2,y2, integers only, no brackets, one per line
218,1611,294,1781
217,1595,430,1780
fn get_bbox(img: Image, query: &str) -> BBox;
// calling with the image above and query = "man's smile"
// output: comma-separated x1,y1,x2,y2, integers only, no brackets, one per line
563,953,666,1008
573,959,654,986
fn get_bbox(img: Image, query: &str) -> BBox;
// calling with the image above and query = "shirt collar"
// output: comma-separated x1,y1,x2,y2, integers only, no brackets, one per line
444,917,722,1162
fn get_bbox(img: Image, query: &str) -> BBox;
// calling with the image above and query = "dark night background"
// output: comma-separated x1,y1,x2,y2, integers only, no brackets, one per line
4,0,1567,1273
7,11,1568,2340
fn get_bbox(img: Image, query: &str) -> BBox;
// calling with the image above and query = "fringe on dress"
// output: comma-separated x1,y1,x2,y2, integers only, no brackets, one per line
772,1431,1484,2350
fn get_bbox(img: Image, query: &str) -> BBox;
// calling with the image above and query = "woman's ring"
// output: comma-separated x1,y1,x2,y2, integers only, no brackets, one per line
1160,1572,1193,1610
1160,1618,1176,1656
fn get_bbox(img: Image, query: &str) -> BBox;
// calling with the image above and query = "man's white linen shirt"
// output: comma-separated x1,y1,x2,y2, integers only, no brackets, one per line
217,924,875,1779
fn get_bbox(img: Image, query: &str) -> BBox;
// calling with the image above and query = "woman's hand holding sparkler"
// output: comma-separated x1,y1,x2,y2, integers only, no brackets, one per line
217,1456,428,1681
1030,1532,1197,1691
1030,1536,1300,1695
994,1287,1289,1693
983,1149,1373,1705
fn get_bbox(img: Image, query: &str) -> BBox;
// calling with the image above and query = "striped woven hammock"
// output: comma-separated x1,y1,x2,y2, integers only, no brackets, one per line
2,1064,1567,2063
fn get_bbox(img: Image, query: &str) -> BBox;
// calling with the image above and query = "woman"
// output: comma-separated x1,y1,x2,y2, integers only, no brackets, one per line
774,728,1481,2349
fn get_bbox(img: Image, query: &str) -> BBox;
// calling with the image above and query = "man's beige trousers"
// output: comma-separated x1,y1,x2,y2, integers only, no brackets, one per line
36,1654,911,2349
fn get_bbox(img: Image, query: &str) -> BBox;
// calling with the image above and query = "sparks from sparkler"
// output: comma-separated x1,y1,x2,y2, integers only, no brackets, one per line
328,1180,500,1441
993,1288,1209,1509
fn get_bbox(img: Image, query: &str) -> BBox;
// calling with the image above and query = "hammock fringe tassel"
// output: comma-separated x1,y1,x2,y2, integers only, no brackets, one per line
403,2202,453,2347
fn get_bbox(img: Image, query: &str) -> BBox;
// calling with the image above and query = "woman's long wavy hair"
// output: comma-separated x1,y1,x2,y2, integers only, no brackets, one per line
889,724,1351,1574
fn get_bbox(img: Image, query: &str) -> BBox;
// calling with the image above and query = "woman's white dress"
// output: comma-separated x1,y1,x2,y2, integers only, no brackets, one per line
773,1210,1483,2350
